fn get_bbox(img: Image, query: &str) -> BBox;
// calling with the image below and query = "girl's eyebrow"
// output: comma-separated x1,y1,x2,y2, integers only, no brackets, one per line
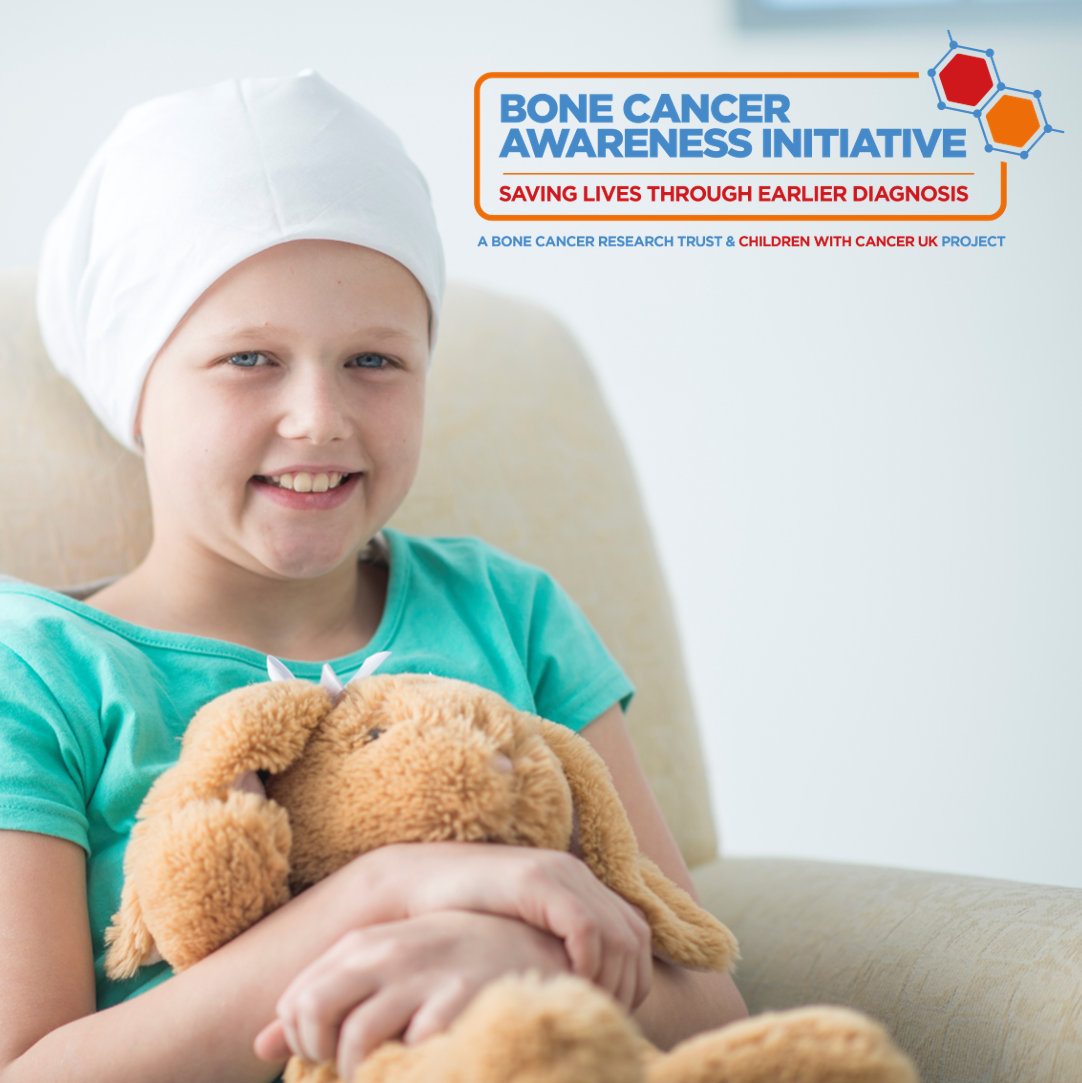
207,324,425,344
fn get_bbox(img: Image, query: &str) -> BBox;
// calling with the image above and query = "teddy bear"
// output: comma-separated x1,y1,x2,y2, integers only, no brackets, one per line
105,658,918,1083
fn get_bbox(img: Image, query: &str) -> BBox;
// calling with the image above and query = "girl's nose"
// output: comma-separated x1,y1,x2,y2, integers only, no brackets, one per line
276,364,353,444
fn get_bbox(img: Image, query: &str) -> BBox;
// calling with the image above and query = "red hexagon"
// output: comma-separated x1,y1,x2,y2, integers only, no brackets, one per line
939,54,994,108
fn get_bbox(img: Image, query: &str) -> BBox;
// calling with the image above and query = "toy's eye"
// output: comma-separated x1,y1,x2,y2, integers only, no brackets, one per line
226,351,270,368
362,727,384,745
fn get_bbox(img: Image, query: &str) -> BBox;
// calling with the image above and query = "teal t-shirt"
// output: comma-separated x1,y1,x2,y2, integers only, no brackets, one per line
0,528,633,1010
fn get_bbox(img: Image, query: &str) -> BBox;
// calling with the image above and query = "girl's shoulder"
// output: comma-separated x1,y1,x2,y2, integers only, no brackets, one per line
384,529,562,610
0,576,135,671
384,530,633,729
0,576,270,725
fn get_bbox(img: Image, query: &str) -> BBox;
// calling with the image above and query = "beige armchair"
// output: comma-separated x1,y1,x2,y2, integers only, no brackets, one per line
2,268,1080,1082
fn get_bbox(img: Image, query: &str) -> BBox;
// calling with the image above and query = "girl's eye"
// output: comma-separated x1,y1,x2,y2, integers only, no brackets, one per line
226,351,269,368
350,353,390,369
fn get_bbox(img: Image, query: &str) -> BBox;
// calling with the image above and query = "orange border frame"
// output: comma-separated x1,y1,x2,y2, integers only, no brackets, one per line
473,72,1007,223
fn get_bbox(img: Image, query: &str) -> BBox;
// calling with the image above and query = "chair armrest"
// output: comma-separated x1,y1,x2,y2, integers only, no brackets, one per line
691,856,1082,1083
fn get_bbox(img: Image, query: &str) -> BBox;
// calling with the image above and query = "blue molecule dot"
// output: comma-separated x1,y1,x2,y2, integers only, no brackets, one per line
1020,150,1029,159
928,69,936,77
1034,90,1042,98
938,102,946,111
984,144,993,153
949,40,957,49
1045,124,1052,133
973,109,982,118
997,82,1005,91
986,48,994,56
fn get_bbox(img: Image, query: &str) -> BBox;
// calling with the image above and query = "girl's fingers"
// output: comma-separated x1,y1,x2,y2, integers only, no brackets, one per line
287,958,382,1064
262,861,656,1072
618,903,653,1010
535,861,639,981
384,844,655,1007
278,927,368,999
633,931,654,1010
252,1019,290,1062
594,932,628,1006
337,985,423,1081
595,904,651,1010
403,976,475,1046
278,1011,303,1065
548,896,604,981
615,958,638,1013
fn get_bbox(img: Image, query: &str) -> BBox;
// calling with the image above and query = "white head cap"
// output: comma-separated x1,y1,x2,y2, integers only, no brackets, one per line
36,71,445,453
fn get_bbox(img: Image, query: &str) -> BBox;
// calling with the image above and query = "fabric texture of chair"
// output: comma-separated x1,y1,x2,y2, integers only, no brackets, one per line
695,858,1082,1083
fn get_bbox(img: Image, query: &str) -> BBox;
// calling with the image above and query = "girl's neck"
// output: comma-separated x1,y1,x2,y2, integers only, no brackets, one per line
85,537,388,662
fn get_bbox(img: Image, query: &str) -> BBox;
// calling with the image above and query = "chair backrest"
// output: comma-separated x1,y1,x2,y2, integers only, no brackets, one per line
0,270,718,867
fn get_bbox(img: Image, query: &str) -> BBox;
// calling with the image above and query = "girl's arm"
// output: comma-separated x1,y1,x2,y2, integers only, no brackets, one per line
0,827,391,1083
0,821,648,1083
0,832,573,1083
1,704,744,1081
264,704,748,1071
580,703,749,1046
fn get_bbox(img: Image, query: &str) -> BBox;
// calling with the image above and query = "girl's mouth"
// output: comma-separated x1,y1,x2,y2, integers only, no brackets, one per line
250,471,361,509
258,471,352,493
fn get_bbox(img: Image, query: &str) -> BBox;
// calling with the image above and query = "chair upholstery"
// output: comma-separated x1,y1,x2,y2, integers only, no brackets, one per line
695,858,1082,1083
3,267,1081,1082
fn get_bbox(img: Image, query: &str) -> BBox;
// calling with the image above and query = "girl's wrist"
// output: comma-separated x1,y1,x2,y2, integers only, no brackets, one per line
337,844,417,926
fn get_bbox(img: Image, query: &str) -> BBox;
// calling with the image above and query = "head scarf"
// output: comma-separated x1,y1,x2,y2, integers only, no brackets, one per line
37,70,445,453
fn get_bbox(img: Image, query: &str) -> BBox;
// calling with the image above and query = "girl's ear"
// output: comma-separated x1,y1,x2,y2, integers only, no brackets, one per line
537,719,739,973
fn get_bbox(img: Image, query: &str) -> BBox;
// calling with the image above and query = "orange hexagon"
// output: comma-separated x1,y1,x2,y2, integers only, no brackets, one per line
986,95,1041,148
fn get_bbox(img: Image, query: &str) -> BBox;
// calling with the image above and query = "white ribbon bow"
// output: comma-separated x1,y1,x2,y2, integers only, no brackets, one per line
266,651,392,703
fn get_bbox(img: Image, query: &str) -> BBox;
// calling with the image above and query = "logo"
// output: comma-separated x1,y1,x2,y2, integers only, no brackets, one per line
928,33,1062,160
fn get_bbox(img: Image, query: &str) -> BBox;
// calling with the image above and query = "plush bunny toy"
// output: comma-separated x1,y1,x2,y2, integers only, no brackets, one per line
105,660,918,1083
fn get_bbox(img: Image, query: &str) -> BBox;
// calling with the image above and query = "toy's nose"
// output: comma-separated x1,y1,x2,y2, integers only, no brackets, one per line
491,752,513,775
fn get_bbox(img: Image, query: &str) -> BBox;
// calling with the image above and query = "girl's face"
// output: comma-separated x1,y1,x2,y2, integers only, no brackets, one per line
137,240,430,581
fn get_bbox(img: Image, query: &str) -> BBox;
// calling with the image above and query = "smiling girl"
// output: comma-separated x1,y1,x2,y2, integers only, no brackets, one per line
0,72,746,1083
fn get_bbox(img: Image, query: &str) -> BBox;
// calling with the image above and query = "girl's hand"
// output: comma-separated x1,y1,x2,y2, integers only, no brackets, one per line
253,910,567,1079
364,842,653,1009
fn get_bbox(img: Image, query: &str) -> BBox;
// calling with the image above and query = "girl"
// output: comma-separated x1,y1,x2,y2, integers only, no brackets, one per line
0,72,747,1083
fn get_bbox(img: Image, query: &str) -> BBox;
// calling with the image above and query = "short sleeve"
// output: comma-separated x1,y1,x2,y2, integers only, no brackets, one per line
0,642,96,851
494,561,635,732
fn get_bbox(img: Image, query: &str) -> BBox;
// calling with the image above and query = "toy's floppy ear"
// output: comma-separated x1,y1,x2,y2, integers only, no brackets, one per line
537,720,738,973
150,675,334,808
103,667,330,980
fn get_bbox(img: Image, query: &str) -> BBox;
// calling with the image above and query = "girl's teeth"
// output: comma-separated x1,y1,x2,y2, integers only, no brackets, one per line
263,472,349,491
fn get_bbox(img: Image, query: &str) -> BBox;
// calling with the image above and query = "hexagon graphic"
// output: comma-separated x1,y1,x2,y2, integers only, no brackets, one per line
986,94,1041,148
939,54,994,107
928,39,1000,116
929,34,1063,159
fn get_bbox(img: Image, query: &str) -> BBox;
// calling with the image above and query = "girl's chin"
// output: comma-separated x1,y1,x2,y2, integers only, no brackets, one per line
244,536,365,581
